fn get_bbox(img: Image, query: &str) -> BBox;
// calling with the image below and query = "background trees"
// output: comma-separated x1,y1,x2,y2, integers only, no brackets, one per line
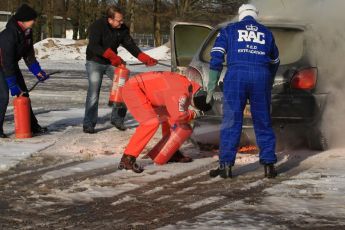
0,0,247,45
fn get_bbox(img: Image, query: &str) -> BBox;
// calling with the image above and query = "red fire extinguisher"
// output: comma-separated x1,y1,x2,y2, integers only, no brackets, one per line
108,65,130,106
153,124,193,165
145,135,170,160
13,96,32,139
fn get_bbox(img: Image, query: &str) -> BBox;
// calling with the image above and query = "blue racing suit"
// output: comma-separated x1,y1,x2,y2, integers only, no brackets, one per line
210,16,280,166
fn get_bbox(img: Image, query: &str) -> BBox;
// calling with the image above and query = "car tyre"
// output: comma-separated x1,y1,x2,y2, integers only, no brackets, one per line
307,128,328,151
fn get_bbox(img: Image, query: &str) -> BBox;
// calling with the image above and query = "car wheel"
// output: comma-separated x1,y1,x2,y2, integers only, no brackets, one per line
307,128,329,151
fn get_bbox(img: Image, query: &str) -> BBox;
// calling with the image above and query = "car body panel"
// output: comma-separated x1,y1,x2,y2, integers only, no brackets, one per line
170,19,329,149
170,21,213,75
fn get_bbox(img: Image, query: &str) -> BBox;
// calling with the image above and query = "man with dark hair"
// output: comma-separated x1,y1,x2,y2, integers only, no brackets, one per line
0,4,48,138
83,5,157,134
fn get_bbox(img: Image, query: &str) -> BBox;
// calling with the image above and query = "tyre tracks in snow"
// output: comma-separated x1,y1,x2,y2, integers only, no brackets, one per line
0,151,304,229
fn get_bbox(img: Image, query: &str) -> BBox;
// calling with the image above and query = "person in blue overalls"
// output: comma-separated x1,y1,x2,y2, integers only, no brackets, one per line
207,4,280,179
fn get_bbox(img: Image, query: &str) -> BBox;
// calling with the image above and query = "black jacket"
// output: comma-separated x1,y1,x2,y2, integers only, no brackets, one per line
0,17,37,78
86,17,141,65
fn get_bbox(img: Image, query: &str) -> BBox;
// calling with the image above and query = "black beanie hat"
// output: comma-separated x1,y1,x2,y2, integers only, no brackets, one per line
14,4,38,22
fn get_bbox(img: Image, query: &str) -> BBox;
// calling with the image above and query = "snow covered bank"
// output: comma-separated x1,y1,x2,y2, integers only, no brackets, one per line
34,38,171,62
27,38,171,71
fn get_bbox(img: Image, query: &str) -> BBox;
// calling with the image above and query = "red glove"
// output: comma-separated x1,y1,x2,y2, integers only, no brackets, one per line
103,48,124,67
137,52,157,66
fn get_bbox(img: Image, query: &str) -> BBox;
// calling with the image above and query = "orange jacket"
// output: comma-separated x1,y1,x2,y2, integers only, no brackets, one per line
128,71,201,125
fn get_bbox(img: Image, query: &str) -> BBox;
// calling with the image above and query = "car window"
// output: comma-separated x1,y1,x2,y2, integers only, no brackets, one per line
271,28,304,65
201,27,304,66
174,25,211,67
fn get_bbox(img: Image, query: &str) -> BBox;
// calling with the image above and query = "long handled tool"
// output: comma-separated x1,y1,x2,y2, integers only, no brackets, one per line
128,61,171,68
28,70,62,92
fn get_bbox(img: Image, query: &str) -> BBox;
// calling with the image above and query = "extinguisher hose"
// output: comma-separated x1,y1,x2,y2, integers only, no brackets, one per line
128,62,171,68
28,71,62,92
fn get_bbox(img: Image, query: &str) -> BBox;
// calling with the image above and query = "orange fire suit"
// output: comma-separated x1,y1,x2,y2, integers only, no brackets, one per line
122,71,201,158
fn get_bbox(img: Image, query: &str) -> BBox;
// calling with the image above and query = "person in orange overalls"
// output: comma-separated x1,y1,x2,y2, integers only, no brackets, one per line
118,71,212,173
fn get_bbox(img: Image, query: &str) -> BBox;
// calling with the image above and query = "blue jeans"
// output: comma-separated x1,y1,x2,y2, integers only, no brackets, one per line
83,61,127,128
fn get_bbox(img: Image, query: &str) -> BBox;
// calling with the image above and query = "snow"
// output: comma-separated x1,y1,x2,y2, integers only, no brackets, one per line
34,38,87,60
2,36,345,228
34,38,170,63
160,149,345,229
29,38,171,72
183,196,226,210
0,108,110,172
0,142,54,171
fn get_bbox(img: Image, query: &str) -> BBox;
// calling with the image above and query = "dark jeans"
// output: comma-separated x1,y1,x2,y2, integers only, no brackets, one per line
0,66,39,133
83,61,127,128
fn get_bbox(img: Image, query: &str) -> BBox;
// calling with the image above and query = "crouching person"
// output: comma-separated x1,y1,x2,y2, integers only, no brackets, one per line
118,71,211,173
0,4,48,138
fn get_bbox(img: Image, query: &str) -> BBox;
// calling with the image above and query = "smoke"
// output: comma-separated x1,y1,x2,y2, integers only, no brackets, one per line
251,0,345,148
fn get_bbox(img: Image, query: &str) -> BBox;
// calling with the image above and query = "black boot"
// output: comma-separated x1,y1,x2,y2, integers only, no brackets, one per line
32,125,48,135
118,154,144,173
111,104,127,131
264,164,277,178
209,164,232,179
83,126,96,134
168,150,193,163
0,131,8,138
111,120,127,131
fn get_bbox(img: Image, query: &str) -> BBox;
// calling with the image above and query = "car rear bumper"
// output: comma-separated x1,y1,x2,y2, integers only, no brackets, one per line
271,92,328,125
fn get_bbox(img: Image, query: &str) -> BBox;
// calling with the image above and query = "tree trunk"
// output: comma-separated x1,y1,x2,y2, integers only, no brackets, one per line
69,0,80,40
128,0,136,34
62,0,69,38
153,0,161,47
78,0,87,39
47,0,54,38
118,0,127,10
32,0,43,42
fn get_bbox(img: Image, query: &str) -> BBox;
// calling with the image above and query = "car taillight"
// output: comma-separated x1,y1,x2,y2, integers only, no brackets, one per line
290,67,317,90
185,66,203,86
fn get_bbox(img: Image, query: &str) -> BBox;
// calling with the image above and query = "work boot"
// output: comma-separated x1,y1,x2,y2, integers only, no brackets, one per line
111,120,127,131
0,131,8,138
264,164,277,178
168,150,193,163
83,126,96,134
209,164,232,179
118,154,144,173
32,125,48,135
111,104,127,131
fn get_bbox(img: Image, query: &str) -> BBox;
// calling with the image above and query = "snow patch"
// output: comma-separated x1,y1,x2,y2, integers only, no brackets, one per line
183,196,225,210
0,142,54,172
34,38,170,62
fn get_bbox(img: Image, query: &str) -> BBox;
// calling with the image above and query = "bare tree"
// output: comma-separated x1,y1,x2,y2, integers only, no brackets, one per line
61,0,69,38
68,0,80,40
47,0,54,37
32,0,44,42
78,0,87,39
153,0,161,47
127,0,136,33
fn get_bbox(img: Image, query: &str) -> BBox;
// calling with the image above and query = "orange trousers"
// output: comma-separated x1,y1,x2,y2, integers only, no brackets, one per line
122,79,171,157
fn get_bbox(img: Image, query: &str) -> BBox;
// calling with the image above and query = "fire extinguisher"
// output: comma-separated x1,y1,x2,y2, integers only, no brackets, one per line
153,124,193,165
108,65,130,106
13,96,32,139
145,135,170,160
12,71,61,139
